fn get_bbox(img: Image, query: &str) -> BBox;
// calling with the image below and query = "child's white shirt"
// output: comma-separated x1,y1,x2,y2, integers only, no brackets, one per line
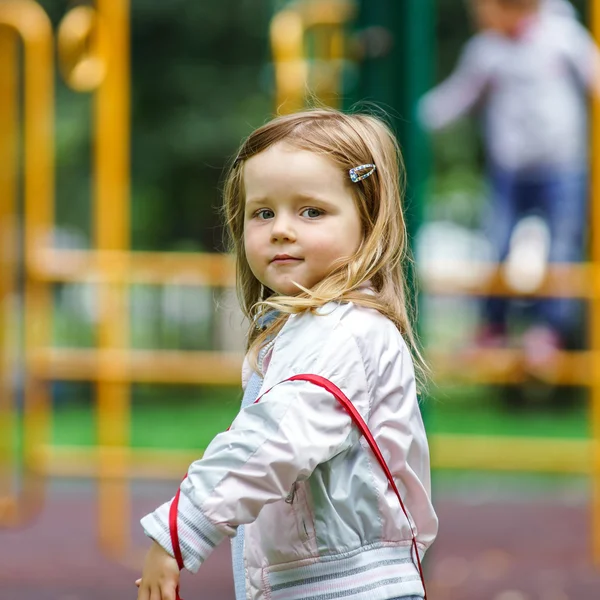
419,10,600,171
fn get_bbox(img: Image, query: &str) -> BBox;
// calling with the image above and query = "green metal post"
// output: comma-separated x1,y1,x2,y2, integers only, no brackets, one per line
397,0,435,245
270,0,435,331
352,0,434,326
353,2,437,577
351,0,434,252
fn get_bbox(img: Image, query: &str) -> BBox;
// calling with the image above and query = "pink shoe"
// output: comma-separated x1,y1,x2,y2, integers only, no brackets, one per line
522,325,562,373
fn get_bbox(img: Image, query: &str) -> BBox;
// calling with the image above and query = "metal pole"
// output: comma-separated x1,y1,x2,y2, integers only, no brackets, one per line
0,26,17,512
397,0,434,245
590,0,600,567
94,0,131,557
352,0,434,238
0,0,54,527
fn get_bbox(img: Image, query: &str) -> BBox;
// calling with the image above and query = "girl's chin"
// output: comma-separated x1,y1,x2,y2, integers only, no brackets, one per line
269,280,309,296
271,287,303,297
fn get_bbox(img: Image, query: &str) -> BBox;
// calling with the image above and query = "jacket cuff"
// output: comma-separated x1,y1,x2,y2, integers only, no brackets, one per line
140,490,227,573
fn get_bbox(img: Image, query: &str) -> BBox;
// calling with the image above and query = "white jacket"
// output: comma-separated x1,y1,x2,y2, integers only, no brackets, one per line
141,302,438,600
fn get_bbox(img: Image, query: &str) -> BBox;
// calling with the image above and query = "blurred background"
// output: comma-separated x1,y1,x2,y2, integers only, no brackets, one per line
1,0,600,598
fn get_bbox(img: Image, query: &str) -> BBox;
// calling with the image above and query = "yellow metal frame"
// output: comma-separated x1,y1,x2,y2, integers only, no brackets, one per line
0,0,54,528
89,0,131,558
57,5,106,92
0,0,241,560
2,0,600,565
270,0,355,112
0,21,17,526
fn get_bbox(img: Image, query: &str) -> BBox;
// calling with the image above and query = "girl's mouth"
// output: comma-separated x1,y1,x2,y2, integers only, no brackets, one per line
271,255,302,264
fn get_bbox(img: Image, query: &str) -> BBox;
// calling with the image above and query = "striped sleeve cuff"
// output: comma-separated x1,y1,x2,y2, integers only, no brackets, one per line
140,491,227,573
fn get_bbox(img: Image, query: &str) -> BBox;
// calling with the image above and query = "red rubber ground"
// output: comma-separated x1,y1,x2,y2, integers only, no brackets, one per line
1,476,599,600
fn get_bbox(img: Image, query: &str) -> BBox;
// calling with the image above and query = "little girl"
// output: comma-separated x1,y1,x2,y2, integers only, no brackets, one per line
136,108,438,600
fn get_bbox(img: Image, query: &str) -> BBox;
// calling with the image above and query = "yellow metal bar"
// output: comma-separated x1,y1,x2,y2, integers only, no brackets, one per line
270,9,307,113
32,434,591,480
23,345,598,388
30,248,236,286
30,348,243,385
422,261,594,299
0,26,17,511
29,248,594,297
20,0,54,531
94,0,131,559
35,445,204,480
57,5,106,92
270,0,355,113
0,0,54,528
430,435,591,475
591,0,600,566
429,348,597,387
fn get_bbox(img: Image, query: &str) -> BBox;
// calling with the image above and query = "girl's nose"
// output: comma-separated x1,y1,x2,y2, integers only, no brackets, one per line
270,215,296,243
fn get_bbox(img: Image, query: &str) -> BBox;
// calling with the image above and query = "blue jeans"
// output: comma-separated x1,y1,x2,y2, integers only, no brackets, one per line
483,164,588,340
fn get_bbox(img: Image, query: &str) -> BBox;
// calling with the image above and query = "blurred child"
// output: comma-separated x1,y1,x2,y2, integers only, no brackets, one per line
419,0,600,365
135,109,438,600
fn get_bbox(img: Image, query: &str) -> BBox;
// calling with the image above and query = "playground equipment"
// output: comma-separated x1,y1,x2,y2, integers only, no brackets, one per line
270,0,356,112
0,0,53,529
2,0,600,565
0,0,238,561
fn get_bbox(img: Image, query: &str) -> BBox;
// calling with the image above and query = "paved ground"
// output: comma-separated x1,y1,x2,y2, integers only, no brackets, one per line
1,474,599,600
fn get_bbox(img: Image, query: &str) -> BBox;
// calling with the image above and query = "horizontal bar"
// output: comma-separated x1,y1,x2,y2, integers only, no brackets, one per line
29,347,595,386
33,445,202,479
429,348,595,386
33,434,591,479
29,248,236,286
430,434,590,474
30,348,243,385
421,262,593,299
29,250,598,300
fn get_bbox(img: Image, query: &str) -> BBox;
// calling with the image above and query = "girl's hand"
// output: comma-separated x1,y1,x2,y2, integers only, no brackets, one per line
136,540,181,600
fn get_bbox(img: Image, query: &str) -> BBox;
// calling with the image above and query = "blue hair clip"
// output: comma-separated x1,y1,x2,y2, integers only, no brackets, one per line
349,163,377,183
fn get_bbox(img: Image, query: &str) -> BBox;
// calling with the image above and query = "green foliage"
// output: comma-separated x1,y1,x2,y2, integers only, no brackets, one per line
40,0,273,252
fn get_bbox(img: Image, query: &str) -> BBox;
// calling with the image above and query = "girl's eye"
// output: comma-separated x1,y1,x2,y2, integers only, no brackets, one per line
256,209,275,220
301,208,323,219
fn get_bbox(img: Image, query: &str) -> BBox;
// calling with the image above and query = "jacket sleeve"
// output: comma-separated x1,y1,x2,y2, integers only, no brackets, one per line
140,322,369,573
562,19,600,98
418,36,491,131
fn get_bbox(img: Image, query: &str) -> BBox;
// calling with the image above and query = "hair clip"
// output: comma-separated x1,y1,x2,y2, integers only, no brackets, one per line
349,163,377,183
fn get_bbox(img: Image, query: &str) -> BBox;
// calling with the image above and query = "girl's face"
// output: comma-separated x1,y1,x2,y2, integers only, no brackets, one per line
470,0,526,34
243,142,363,296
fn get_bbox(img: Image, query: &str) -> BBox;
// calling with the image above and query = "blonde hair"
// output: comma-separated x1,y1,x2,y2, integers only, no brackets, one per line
223,108,428,386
